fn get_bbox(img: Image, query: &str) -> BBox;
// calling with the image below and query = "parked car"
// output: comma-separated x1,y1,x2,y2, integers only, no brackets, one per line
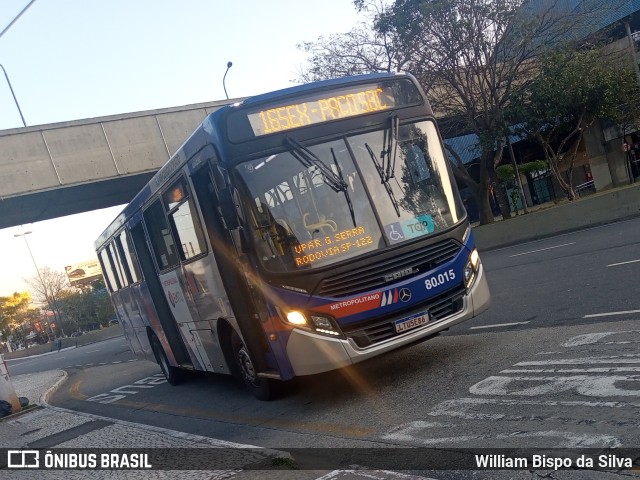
108,318,119,326
70,331,84,338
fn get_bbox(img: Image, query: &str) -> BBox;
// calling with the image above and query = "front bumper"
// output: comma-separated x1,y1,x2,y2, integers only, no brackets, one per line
286,262,491,376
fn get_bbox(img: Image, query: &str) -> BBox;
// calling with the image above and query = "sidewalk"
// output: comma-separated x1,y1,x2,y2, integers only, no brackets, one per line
0,370,289,479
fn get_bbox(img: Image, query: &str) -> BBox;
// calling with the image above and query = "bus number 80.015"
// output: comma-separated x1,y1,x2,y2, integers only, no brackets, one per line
425,269,456,290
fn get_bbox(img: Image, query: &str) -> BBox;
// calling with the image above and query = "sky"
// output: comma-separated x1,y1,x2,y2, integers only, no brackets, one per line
0,0,365,297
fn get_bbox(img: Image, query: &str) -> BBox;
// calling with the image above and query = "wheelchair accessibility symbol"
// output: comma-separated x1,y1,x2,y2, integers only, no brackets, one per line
384,223,405,243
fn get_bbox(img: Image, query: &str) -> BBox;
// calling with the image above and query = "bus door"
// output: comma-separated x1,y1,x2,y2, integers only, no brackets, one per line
131,214,192,369
143,195,214,372
160,176,227,373
189,159,282,378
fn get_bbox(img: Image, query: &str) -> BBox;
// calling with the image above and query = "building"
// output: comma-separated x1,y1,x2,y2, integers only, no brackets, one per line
442,0,640,220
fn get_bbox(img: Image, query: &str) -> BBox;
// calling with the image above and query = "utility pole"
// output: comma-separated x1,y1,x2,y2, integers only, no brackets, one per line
0,64,27,126
0,0,37,40
14,231,55,339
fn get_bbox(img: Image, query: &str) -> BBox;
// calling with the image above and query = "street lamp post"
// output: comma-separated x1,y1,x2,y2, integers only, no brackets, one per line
223,61,233,100
14,231,41,282
0,64,27,127
14,231,53,340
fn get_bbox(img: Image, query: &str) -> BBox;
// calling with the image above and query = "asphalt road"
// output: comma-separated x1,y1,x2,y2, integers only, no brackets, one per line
448,216,640,332
20,218,640,452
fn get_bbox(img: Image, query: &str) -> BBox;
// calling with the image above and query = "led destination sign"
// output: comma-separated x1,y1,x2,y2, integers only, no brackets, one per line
248,87,393,136
240,79,422,138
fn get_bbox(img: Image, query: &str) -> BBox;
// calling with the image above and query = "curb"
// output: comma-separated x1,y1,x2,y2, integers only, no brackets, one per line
39,368,291,461
40,369,68,405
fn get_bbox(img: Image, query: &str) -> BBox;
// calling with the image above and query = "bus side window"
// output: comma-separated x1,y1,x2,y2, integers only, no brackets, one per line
108,241,128,288
143,199,180,271
169,199,206,260
99,248,119,292
119,230,142,283
163,179,206,261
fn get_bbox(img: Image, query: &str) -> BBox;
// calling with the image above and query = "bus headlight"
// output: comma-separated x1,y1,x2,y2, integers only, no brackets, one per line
310,315,341,336
464,249,480,289
286,311,307,325
278,307,343,337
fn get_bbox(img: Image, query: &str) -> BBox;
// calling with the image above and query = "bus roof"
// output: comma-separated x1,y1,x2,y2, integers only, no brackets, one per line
231,71,404,109
95,72,410,249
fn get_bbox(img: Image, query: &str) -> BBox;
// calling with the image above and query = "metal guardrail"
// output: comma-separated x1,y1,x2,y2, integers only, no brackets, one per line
575,180,596,197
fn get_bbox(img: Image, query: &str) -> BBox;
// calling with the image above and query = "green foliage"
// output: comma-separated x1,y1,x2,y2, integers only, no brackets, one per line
511,47,639,137
496,165,515,182
496,160,548,182
0,292,39,342
509,45,639,199
519,160,547,175
57,285,114,332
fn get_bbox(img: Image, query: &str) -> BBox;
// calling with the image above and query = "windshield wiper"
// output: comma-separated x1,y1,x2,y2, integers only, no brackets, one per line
330,147,356,227
365,142,401,217
284,137,347,193
382,115,399,182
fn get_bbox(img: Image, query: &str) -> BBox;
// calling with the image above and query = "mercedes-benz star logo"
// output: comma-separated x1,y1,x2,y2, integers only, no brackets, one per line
399,288,412,302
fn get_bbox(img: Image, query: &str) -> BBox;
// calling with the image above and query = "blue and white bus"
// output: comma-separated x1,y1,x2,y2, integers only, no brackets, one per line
95,73,490,400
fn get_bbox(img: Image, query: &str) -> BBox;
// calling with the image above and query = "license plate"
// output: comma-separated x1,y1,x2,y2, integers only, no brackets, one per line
394,312,429,333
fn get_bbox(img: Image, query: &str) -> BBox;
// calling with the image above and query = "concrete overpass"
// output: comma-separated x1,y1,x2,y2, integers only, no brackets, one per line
0,98,237,229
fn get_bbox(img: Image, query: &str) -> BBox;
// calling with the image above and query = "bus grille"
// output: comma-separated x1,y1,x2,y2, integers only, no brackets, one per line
317,239,461,298
341,283,466,348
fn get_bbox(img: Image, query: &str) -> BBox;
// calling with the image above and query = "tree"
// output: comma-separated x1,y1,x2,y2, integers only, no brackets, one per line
296,1,408,82
510,46,640,199
297,1,623,222
0,292,40,344
57,284,114,332
378,0,616,223
25,267,68,336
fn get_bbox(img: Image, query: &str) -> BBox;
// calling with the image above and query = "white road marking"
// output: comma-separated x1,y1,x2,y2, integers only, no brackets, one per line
509,242,576,257
429,397,640,419
470,321,529,330
563,331,640,346
314,470,427,480
85,349,100,353
380,328,636,448
382,423,620,448
583,309,640,318
86,374,167,404
608,258,640,267
470,375,640,397
501,367,640,373
513,354,640,365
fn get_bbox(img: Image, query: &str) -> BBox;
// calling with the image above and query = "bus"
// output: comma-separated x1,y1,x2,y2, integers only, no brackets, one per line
95,72,490,400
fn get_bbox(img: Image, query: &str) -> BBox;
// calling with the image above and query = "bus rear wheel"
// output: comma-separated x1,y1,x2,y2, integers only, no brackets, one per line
231,331,277,401
151,336,185,386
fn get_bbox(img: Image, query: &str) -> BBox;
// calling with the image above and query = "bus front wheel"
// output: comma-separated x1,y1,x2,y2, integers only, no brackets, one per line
231,331,277,401
151,336,185,386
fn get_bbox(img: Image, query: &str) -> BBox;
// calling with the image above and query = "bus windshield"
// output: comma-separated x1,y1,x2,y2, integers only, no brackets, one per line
235,120,465,272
